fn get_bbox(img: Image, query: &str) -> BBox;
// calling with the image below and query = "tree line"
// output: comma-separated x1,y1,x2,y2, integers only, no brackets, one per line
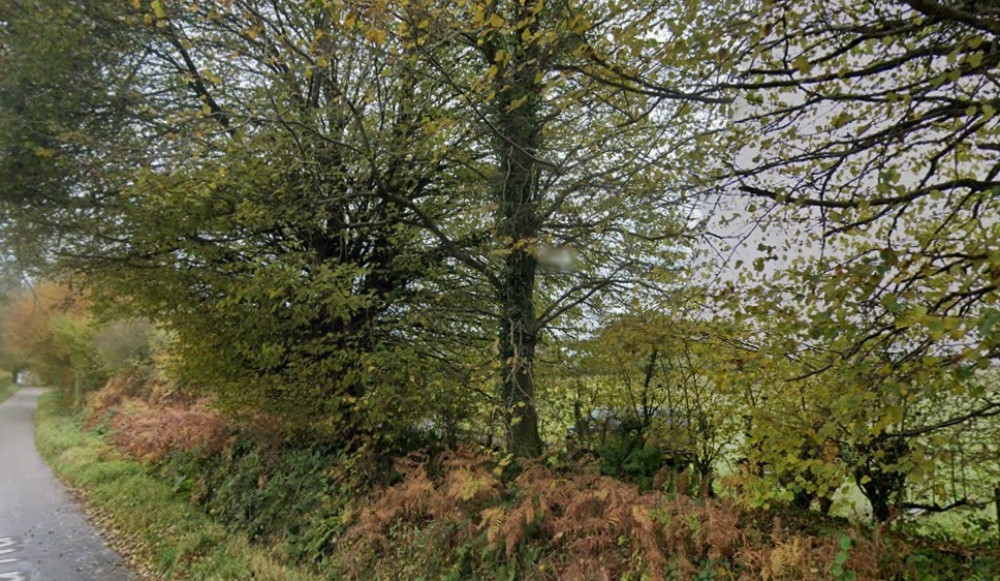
1,0,998,526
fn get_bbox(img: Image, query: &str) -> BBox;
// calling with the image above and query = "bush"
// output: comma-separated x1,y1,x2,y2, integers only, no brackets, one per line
34,390,322,581
156,438,353,567
572,408,694,491
92,318,152,372
0,369,14,403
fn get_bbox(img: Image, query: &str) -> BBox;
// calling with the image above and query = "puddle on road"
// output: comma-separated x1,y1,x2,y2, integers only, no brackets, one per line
0,537,28,580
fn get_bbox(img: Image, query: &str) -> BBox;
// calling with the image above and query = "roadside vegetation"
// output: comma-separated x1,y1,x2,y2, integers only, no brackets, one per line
37,369,999,581
2,0,1000,579
36,390,323,581
0,370,16,404
27,316,1000,579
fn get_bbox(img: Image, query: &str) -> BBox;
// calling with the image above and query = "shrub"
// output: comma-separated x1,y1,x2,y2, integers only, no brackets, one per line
107,398,231,462
91,318,153,372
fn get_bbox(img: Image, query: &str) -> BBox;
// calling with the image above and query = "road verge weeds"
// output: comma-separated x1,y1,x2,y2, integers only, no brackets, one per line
34,390,322,581
0,371,17,404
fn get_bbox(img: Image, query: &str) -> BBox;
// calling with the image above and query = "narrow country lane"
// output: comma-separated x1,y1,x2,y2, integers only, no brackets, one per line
0,388,135,581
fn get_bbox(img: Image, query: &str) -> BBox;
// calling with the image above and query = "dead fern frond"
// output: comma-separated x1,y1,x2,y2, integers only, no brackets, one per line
478,506,508,547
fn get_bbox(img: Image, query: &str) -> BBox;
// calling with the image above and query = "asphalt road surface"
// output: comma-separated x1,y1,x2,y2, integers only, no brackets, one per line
0,387,135,581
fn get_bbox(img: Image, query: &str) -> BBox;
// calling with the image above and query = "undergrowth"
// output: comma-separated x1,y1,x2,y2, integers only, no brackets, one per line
40,372,1000,581
343,448,864,580
34,390,322,581
157,439,353,567
0,370,17,404
340,450,998,580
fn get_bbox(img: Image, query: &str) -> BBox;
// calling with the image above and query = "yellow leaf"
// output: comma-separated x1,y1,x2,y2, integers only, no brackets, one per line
830,111,852,129
570,14,589,34
507,95,528,111
472,4,485,26
488,13,504,28
367,28,387,44
792,54,811,75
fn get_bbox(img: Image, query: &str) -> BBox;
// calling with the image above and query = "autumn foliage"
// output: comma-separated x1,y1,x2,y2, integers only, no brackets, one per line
59,362,991,580
5,0,1000,576
342,448,899,581
87,369,231,463
0,281,92,388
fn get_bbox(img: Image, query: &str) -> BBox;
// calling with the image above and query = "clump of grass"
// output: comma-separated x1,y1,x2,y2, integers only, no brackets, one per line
34,390,323,581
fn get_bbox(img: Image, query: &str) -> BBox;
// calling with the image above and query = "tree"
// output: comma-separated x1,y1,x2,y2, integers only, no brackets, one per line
0,0,145,268
0,282,106,397
1,0,732,456
3,0,491,443
713,0,1000,519
403,0,734,455
579,308,746,492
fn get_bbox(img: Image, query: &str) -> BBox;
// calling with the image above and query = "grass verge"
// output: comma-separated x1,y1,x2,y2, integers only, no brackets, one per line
34,390,324,581
0,371,17,404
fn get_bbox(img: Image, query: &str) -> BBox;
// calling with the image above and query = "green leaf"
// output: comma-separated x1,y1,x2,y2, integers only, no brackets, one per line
978,308,1000,339
881,294,903,315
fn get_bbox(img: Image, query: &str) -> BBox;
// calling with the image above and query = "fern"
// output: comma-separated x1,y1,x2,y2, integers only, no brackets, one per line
341,449,891,581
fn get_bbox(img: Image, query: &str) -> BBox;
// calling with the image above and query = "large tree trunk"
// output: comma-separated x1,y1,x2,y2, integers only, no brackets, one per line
498,251,542,457
492,0,545,457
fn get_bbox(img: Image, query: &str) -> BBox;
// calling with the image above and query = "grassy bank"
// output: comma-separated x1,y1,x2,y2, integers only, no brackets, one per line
34,391,322,581
0,370,17,404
